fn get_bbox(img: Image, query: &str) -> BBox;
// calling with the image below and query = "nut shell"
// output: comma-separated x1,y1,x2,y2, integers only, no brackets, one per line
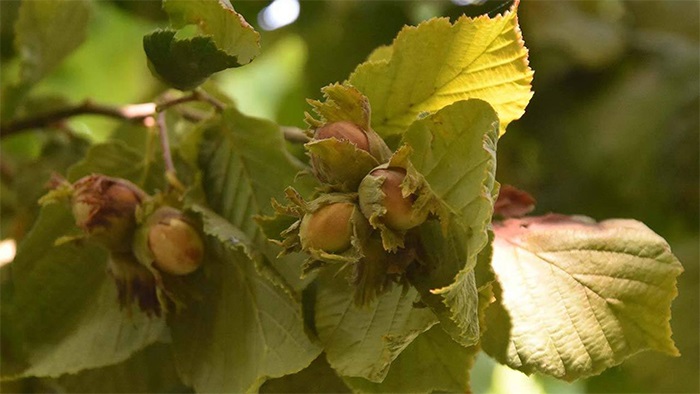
314,121,370,151
299,202,355,253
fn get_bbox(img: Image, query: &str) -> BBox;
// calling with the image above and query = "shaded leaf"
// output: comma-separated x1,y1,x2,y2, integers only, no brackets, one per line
196,106,312,292
260,356,350,393
314,268,438,382
54,344,185,393
14,0,91,84
403,99,499,346
482,214,684,381
170,241,321,393
67,139,166,193
344,325,477,393
143,29,241,91
349,4,532,137
163,0,260,64
1,203,166,379
197,107,304,241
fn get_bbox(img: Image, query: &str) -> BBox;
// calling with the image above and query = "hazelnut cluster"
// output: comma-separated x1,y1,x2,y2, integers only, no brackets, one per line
265,93,437,305
59,174,204,316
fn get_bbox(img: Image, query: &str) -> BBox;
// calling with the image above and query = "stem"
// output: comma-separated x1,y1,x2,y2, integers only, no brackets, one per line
0,90,224,139
192,88,225,111
1,94,309,144
155,112,185,192
281,126,310,143
0,101,155,138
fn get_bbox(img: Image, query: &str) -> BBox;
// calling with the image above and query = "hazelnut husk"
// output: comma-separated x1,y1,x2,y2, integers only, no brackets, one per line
71,175,147,252
134,207,204,276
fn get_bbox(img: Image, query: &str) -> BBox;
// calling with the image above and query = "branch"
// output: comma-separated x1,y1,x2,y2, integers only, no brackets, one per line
0,95,310,144
0,90,219,139
0,101,156,138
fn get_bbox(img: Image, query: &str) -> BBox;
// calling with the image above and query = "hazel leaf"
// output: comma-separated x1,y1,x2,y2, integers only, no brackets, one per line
314,267,438,382
14,0,91,85
162,0,260,64
343,325,477,393
171,242,321,393
1,203,167,380
54,344,183,393
349,3,532,137
402,99,499,346
482,214,684,381
193,107,310,293
143,29,241,91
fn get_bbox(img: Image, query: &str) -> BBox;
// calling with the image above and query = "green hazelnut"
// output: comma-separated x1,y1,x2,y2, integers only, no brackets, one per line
139,207,204,276
299,202,356,253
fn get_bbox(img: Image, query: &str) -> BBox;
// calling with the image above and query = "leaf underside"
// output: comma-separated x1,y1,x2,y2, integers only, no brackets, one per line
1,204,166,380
403,99,499,346
482,214,683,381
314,268,438,383
170,107,320,392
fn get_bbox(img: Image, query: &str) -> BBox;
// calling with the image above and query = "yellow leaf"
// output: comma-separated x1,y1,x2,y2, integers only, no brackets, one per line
349,4,533,137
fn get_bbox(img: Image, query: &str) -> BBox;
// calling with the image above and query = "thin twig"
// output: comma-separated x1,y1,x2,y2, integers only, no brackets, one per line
0,100,155,138
1,95,309,144
156,112,175,174
155,112,186,192
281,126,310,143
155,91,199,112
193,88,226,112
0,91,224,139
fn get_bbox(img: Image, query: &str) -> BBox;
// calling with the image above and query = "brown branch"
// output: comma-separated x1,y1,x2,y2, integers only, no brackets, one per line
0,100,155,138
1,94,310,144
0,90,221,139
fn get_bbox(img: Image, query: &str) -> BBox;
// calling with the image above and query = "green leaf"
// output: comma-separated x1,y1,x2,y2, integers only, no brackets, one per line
413,221,480,347
163,0,260,64
260,356,350,393
192,202,298,298
170,242,321,393
54,344,185,393
402,99,499,346
67,139,166,193
314,268,438,382
482,214,684,381
143,29,241,91
195,106,314,291
305,84,372,131
190,203,256,260
344,325,477,393
144,0,260,90
349,5,532,138
14,0,91,84
197,107,306,240
171,107,321,391
1,203,167,379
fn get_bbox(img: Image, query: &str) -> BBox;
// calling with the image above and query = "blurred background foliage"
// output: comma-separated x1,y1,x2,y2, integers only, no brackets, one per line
0,0,697,393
